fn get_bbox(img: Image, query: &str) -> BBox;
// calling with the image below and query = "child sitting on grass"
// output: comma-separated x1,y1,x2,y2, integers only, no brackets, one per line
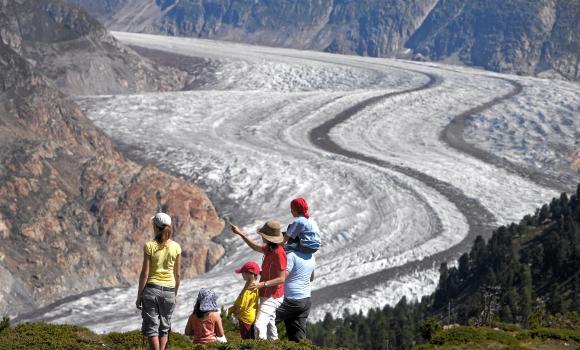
284,198,321,254
185,288,227,344
228,261,260,339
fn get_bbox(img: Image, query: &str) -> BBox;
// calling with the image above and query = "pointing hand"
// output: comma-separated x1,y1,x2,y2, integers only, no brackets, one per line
230,223,243,236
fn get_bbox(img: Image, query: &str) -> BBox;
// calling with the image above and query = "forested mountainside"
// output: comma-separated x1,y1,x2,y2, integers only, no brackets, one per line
0,0,187,95
309,184,580,349
69,0,579,81
0,0,223,317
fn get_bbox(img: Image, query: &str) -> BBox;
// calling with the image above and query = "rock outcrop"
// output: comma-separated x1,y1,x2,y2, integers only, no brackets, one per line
0,0,188,95
406,0,580,80
68,0,438,56
0,32,223,317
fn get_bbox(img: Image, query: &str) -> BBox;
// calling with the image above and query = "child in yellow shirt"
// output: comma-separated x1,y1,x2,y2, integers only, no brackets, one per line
228,261,260,339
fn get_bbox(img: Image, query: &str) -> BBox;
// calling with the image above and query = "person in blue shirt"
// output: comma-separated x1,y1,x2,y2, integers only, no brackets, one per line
284,198,321,254
275,250,316,342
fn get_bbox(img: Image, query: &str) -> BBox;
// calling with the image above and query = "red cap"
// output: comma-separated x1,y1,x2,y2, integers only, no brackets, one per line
235,261,260,275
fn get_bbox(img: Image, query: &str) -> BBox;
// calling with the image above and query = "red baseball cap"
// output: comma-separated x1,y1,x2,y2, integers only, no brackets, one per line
235,261,260,275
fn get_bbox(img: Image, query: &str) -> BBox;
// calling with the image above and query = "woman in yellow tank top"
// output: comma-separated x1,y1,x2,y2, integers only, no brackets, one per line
136,213,181,350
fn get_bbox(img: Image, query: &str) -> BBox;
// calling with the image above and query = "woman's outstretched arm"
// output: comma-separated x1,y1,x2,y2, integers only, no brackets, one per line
230,223,262,253
136,251,150,309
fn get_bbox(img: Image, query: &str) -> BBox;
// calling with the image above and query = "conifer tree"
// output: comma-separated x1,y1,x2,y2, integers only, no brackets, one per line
309,186,580,349
539,204,550,222
520,265,534,326
573,274,580,312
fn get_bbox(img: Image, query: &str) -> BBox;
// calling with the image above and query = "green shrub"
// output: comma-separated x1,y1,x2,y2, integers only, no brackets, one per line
490,322,521,332
430,327,518,347
528,308,547,329
0,317,9,334
102,330,144,349
168,332,193,349
102,330,207,349
484,329,518,346
502,346,528,350
197,338,333,349
528,327,580,342
0,323,103,350
420,318,442,341
514,331,530,341
542,312,580,329
430,327,486,345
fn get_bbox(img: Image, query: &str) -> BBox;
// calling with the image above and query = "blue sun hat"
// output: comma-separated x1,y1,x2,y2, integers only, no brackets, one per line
197,288,219,312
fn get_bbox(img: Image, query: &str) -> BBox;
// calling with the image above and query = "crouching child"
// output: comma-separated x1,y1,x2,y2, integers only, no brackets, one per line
185,288,227,344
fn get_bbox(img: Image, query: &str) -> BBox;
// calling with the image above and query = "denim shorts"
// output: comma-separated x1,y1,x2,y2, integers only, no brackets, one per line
141,285,176,337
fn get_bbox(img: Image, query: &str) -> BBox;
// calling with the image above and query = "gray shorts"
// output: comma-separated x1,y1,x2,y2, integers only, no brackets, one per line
141,285,176,337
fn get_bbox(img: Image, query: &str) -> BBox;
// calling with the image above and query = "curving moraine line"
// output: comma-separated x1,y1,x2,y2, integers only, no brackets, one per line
442,78,573,193
309,72,521,304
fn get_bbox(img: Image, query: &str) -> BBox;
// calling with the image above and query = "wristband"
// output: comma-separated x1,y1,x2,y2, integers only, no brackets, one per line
264,281,268,288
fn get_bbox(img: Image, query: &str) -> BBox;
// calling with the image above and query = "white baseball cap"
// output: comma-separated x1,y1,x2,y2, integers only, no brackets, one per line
151,212,172,228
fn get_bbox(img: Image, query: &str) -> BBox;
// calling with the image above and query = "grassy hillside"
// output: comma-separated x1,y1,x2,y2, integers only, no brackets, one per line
2,317,579,349
414,324,580,350
0,316,339,350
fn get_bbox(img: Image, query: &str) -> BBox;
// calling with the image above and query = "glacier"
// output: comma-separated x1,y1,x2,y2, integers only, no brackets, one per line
16,32,578,334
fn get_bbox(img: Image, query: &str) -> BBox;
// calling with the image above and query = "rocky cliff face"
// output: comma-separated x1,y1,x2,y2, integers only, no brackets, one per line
0,0,188,95
406,0,580,80
0,22,223,318
68,0,438,56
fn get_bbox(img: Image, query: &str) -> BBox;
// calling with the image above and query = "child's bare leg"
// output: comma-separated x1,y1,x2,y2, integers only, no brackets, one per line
159,335,169,350
148,336,160,350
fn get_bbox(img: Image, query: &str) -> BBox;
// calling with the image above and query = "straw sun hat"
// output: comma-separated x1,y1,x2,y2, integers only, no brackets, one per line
257,220,283,244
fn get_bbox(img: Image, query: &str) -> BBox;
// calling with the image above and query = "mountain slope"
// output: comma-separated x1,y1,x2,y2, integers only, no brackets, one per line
309,184,580,349
430,189,580,324
406,0,580,80
68,0,439,56
0,39,225,316
0,0,187,95
70,0,580,81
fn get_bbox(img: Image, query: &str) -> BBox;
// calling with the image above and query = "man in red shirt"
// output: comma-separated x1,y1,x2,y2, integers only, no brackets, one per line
231,220,287,340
